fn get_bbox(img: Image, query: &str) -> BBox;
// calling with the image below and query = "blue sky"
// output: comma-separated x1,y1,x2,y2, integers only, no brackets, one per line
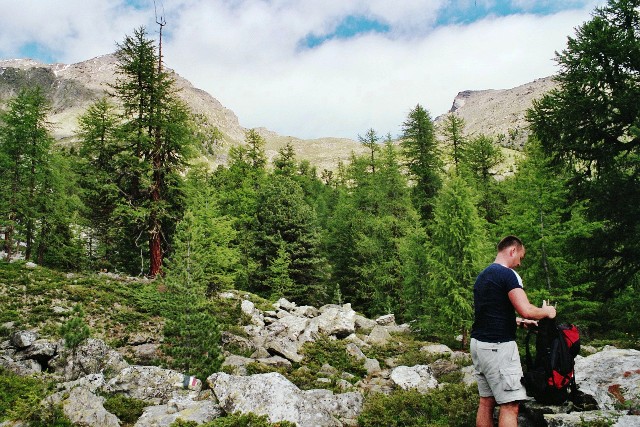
0,0,602,139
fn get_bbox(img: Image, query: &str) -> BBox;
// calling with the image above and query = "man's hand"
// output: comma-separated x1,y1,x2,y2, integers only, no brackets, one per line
516,317,538,329
542,300,557,319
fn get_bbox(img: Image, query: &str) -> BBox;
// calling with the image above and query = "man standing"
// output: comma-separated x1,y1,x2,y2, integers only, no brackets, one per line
470,236,556,427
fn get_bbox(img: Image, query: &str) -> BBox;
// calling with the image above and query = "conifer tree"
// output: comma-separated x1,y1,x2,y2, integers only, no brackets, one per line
0,87,53,261
527,0,640,296
420,172,489,346
79,27,195,276
496,139,601,321
400,104,443,223
441,113,467,167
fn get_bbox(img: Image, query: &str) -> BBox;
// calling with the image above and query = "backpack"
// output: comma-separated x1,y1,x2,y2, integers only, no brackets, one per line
521,317,580,405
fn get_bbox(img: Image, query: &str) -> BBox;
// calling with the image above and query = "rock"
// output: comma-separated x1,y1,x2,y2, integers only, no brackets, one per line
133,343,160,363
354,315,377,332
292,306,319,318
345,343,366,360
127,333,154,345
364,358,381,375
375,314,396,326
274,298,297,311
390,365,438,393
544,410,637,426
430,358,459,379
11,330,38,348
241,300,265,327
581,345,598,355
15,339,57,363
307,389,365,426
105,365,202,405
50,338,129,381
221,354,255,375
574,347,640,409
208,372,363,426
221,331,256,354
0,357,41,375
256,355,292,369
134,398,222,427
313,305,356,338
344,333,369,348
420,343,453,357
366,325,392,345
250,347,270,359
264,335,304,363
48,384,120,427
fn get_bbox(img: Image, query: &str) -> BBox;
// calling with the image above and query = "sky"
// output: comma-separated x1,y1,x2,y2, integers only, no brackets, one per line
0,0,604,140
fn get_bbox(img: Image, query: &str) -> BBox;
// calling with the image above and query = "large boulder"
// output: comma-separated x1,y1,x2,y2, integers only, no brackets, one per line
574,346,640,410
390,365,438,393
105,365,202,405
208,372,363,426
134,398,222,427
312,304,356,338
10,330,38,348
50,338,129,381
47,375,119,427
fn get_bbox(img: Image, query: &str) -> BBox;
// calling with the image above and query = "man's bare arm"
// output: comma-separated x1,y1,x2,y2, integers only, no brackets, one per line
508,288,556,320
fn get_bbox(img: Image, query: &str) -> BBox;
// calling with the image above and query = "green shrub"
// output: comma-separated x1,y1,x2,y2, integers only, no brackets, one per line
102,393,147,424
59,304,91,349
0,367,73,426
358,384,478,427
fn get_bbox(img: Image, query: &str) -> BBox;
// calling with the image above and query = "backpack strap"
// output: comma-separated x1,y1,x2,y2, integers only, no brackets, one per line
524,328,535,370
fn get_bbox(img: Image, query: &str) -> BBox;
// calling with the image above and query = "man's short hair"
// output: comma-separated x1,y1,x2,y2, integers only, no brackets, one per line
497,235,524,252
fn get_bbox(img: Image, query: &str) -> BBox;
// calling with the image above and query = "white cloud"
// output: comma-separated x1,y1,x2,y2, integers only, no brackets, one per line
0,0,602,139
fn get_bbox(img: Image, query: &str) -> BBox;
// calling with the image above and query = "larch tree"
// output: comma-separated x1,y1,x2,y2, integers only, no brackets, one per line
104,27,194,276
527,0,640,297
400,104,443,223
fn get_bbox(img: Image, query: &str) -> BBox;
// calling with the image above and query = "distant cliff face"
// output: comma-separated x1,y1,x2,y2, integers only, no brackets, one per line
436,76,558,148
1,55,556,170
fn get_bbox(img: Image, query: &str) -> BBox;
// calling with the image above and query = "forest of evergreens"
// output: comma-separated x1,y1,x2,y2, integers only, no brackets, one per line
1,0,639,354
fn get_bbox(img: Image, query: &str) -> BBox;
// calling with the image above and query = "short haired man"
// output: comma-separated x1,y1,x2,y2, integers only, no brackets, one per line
470,236,557,427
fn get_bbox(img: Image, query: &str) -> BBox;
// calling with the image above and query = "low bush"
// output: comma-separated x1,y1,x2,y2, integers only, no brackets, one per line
358,383,478,427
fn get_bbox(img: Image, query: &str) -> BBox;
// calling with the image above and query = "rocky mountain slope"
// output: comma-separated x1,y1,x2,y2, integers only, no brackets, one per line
0,55,365,172
438,76,558,148
1,54,556,171
1,262,638,427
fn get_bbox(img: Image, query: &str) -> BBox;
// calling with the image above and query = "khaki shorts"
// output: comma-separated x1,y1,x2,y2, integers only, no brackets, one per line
470,338,528,404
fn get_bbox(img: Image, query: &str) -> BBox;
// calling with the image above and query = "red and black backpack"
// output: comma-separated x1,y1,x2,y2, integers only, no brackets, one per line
522,317,580,404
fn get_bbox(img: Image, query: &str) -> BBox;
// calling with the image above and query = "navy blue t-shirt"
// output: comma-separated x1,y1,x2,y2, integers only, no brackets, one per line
471,263,523,343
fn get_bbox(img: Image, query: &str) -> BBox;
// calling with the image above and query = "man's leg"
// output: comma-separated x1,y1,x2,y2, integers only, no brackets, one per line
476,396,496,427
498,401,519,427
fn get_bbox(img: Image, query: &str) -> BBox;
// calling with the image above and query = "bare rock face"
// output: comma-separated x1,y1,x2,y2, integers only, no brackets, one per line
134,398,223,427
50,338,129,381
574,346,640,410
105,366,202,405
438,76,558,149
208,372,363,426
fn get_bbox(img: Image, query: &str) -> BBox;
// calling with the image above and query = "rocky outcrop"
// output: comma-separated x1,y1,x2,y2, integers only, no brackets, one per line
1,295,639,427
208,372,363,427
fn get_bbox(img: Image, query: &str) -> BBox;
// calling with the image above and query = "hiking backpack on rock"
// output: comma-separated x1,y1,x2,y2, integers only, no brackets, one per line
521,317,580,405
